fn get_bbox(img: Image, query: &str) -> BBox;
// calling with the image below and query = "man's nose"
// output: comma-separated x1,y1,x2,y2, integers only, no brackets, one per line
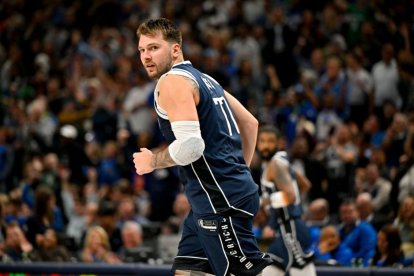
143,50,151,61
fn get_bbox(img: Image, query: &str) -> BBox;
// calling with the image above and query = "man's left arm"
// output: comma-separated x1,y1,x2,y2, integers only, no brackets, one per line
224,91,258,166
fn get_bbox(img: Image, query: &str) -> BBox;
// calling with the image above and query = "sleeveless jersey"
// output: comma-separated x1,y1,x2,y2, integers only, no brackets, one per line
154,61,259,217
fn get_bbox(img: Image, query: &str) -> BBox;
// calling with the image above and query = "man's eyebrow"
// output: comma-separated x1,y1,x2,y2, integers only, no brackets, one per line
139,43,160,49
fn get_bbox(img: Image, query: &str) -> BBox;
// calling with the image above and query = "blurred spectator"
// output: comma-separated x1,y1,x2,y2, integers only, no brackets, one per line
63,180,98,248
398,130,414,203
312,225,353,267
294,9,324,65
369,147,390,180
361,115,385,150
306,198,334,249
97,141,122,188
229,22,262,79
25,186,64,248
399,62,414,113
355,163,392,215
338,199,377,266
54,124,94,186
40,153,65,217
0,127,15,193
161,193,190,235
91,95,118,145
118,221,154,263
95,201,122,253
321,124,358,213
263,6,298,88
315,94,343,143
371,224,404,267
313,56,348,118
117,197,150,227
290,136,328,202
382,112,408,172
118,72,155,137
2,222,34,262
25,96,58,153
256,89,279,127
3,196,28,229
31,229,72,262
356,193,390,232
372,44,401,115
80,225,121,264
393,195,414,260
276,84,317,146
345,51,373,128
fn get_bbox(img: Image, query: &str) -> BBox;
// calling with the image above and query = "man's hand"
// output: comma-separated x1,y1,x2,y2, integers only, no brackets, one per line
133,148,155,175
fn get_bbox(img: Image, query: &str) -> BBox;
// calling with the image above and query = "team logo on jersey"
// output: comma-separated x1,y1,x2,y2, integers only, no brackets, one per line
198,219,217,232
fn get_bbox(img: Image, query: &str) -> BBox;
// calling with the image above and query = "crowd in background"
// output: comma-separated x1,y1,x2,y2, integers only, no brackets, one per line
0,0,414,268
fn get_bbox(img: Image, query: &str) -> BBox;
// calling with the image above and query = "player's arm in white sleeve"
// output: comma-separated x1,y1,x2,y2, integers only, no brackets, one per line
133,74,204,175
224,91,258,166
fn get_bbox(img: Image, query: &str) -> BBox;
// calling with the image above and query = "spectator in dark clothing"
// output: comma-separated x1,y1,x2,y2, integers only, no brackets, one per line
2,222,34,262
263,7,298,88
30,229,72,262
96,200,123,253
371,224,404,267
55,124,93,186
338,199,377,266
290,136,328,201
25,186,64,248
0,127,15,193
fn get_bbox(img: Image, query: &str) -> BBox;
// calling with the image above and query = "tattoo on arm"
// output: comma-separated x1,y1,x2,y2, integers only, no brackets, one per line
272,161,293,191
151,147,177,169
182,76,199,91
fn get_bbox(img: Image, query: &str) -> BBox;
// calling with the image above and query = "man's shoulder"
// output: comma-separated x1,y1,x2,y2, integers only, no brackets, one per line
358,220,377,234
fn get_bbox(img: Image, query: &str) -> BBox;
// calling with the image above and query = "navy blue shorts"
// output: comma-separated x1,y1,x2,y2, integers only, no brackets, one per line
172,210,272,276
267,218,314,271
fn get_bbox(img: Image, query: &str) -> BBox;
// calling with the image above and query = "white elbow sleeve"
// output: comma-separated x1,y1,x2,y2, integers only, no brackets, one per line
168,121,205,166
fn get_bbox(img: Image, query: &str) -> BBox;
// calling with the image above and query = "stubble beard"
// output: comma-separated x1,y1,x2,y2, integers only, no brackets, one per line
149,55,174,80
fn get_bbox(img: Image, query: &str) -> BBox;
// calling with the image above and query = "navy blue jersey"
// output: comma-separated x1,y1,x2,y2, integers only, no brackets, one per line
154,61,259,217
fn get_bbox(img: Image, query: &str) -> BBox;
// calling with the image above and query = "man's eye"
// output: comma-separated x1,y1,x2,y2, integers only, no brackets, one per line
150,46,158,50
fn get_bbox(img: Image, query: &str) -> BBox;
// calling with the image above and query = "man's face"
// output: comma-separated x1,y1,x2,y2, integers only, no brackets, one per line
340,204,357,225
138,32,175,79
257,132,278,161
122,228,142,249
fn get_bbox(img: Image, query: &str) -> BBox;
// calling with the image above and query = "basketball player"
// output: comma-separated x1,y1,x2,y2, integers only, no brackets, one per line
257,126,316,276
133,18,272,276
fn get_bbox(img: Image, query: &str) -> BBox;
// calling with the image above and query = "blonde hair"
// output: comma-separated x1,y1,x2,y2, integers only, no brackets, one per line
84,225,111,251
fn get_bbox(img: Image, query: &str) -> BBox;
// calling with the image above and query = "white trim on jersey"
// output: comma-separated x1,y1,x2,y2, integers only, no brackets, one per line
175,256,209,261
191,160,217,214
217,231,231,276
202,73,220,85
153,66,198,120
229,217,247,259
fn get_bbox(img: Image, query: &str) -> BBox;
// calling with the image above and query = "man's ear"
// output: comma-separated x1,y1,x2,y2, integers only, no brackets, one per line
172,43,181,58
